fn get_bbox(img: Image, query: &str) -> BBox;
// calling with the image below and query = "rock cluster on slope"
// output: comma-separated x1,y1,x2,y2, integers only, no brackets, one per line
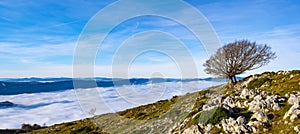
170,71,300,134
284,92,300,122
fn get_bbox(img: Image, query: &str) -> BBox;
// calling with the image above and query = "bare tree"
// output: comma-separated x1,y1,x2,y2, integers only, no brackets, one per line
203,40,276,84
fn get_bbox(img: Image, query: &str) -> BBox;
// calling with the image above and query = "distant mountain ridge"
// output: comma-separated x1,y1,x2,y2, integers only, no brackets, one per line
0,77,238,82
0,77,232,95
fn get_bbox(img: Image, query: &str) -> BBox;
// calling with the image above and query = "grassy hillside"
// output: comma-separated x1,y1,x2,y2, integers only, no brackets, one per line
246,70,300,95
23,119,107,134
22,70,300,134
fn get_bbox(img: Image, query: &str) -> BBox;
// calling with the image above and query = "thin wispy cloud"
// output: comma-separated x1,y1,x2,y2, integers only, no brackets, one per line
0,42,75,57
219,24,300,76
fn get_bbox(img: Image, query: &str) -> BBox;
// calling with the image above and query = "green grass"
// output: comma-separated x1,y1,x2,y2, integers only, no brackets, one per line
247,77,270,89
193,101,206,111
210,126,223,134
26,119,108,134
193,106,229,125
116,96,178,120
266,102,295,133
246,70,300,96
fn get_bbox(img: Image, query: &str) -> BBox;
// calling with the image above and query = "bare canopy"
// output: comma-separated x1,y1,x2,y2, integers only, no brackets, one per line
203,40,276,84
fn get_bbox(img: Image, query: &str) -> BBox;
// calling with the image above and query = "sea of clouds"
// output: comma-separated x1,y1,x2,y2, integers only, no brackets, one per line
0,80,224,129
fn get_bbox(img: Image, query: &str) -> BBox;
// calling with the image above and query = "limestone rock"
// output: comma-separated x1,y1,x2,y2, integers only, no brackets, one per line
204,124,213,134
248,94,282,112
248,96,267,112
222,104,234,114
265,95,281,111
272,103,280,111
288,94,300,105
254,95,263,101
284,94,300,121
247,120,261,127
202,96,222,111
294,125,300,133
290,114,298,121
243,100,249,107
222,96,235,108
251,111,268,122
183,125,201,134
236,116,246,125
221,117,251,133
240,89,257,99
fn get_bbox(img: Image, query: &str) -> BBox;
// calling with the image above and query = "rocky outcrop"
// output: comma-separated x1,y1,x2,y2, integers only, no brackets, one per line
240,88,283,112
204,124,213,134
288,93,300,105
240,88,258,99
265,95,281,111
294,125,300,134
174,86,292,133
125,71,300,134
202,96,222,111
221,116,252,133
248,95,268,112
251,111,268,122
284,92,300,121
220,111,270,134
222,96,235,108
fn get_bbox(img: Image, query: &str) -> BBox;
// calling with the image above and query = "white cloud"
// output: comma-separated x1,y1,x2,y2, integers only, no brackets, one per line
0,64,72,78
0,80,224,129
20,58,32,64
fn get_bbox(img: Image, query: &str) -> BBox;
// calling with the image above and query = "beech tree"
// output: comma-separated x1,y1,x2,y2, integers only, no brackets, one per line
203,40,276,84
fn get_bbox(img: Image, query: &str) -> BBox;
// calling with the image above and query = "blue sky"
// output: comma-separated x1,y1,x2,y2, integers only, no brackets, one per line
0,0,299,78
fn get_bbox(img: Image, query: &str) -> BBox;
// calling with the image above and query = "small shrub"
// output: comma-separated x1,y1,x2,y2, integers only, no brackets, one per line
187,110,198,118
199,90,209,97
193,106,229,125
247,78,270,89
21,124,33,132
211,126,223,133
192,113,203,124
18,123,43,133
70,126,94,134
231,92,237,96
193,101,206,111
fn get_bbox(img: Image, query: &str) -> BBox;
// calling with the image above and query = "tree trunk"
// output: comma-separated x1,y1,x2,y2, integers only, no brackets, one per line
229,76,233,84
233,75,237,84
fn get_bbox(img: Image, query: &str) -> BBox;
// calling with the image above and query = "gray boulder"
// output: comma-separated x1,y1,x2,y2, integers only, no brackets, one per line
221,117,251,133
240,89,257,99
288,94,300,105
236,116,247,125
284,93,300,121
202,96,222,111
251,111,268,122
182,125,201,134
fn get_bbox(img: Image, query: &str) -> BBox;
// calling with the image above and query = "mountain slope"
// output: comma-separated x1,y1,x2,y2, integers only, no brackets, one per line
24,70,300,134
